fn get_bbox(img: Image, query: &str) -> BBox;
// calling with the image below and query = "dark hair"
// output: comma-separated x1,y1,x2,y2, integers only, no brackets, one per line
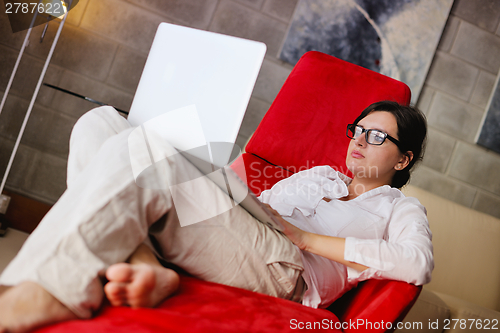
352,101,427,188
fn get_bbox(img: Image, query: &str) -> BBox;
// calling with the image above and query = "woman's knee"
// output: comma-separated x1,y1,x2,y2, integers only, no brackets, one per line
73,106,128,134
70,106,131,150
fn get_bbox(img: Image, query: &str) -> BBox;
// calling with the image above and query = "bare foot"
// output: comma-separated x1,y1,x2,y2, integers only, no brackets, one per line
104,263,179,308
0,281,77,333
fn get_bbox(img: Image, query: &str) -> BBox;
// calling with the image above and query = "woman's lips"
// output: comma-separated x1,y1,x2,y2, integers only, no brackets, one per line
351,150,364,158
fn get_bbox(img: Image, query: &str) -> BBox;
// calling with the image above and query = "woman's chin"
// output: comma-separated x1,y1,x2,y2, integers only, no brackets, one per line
345,161,362,176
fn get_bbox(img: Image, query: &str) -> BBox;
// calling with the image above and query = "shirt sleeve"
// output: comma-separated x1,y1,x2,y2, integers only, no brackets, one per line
343,197,434,285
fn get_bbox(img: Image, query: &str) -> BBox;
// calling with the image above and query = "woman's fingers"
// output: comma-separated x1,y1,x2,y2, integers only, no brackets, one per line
263,203,280,217
262,203,309,250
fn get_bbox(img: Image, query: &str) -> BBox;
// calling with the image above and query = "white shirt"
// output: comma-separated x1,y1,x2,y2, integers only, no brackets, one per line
258,165,434,308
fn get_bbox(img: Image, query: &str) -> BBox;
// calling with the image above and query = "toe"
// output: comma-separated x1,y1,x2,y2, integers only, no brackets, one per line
104,282,128,307
126,265,156,308
106,263,133,283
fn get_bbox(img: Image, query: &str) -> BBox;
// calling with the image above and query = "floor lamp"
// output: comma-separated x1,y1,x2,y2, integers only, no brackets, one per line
0,0,71,235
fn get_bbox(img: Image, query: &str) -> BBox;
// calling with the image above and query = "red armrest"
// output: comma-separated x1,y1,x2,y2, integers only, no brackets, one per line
328,280,422,332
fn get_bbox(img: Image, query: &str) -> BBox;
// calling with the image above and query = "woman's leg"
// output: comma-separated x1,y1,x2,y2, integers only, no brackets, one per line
104,244,179,308
0,281,77,333
0,107,303,331
0,107,133,332
69,107,178,307
103,118,305,305
0,107,174,327
67,105,131,187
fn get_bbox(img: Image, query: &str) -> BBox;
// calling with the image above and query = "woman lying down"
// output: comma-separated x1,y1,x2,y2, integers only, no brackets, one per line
0,101,433,332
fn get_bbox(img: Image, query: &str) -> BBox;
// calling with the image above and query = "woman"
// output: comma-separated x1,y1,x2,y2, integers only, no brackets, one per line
0,101,433,332
104,100,433,309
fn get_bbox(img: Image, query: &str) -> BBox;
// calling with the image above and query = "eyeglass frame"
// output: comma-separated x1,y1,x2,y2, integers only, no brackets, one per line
346,124,405,151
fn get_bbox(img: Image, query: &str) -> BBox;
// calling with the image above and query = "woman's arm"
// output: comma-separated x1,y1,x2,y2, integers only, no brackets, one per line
263,204,369,272
264,196,434,285
342,197,434,285
304,233,370,272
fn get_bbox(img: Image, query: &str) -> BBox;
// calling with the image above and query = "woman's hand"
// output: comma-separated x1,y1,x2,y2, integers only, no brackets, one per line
262,204,310,251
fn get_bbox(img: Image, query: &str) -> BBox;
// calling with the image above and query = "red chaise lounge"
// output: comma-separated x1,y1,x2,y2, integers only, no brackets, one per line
35,51,420,333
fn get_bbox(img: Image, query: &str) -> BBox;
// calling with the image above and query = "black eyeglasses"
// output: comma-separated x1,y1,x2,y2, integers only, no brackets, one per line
346,124,404,150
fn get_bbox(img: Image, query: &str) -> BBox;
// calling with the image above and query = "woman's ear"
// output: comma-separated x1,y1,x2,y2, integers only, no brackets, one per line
395,151,413,170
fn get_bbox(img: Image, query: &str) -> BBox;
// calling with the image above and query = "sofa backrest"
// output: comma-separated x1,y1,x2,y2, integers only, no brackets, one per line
245,51,411,175
403,185,500,311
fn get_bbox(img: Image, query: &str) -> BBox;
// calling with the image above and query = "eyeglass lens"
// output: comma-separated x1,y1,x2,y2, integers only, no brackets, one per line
349,125,386,145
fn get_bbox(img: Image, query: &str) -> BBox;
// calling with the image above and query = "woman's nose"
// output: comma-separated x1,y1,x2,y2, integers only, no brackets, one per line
354,133,367,147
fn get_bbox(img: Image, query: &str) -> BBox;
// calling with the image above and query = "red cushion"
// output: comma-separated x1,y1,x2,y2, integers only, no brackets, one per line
245,51,411,176
34,275,341,333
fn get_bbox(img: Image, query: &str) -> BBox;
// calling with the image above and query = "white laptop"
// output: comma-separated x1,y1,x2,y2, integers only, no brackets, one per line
127,23,284,230
128,23,266,167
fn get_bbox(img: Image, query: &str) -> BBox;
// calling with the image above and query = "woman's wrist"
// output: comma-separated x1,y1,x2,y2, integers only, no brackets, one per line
299,232,309,252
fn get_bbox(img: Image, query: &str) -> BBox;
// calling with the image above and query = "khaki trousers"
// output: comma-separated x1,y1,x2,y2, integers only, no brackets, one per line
0,106,304,318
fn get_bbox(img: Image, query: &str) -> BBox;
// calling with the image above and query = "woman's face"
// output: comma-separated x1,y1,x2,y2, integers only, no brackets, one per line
345,111,411,186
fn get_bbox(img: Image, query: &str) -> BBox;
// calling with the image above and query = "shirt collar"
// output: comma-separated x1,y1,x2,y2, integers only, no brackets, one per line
335,170,404,201
351,184,404,201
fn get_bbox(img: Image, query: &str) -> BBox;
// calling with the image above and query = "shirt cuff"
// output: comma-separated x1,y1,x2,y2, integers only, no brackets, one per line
344,237,357,262
344,237,395,272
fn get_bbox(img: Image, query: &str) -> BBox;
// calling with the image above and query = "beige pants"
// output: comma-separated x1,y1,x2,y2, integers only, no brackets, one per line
0,106,303,318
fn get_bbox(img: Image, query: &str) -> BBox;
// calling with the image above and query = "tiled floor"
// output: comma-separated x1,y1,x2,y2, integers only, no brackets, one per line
0,228,29,275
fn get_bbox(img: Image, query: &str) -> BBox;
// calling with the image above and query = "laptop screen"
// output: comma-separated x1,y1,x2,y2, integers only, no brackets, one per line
128,23,266,167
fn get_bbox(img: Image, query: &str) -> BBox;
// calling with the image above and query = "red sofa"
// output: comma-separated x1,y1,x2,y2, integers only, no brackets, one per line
35,52,420,333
